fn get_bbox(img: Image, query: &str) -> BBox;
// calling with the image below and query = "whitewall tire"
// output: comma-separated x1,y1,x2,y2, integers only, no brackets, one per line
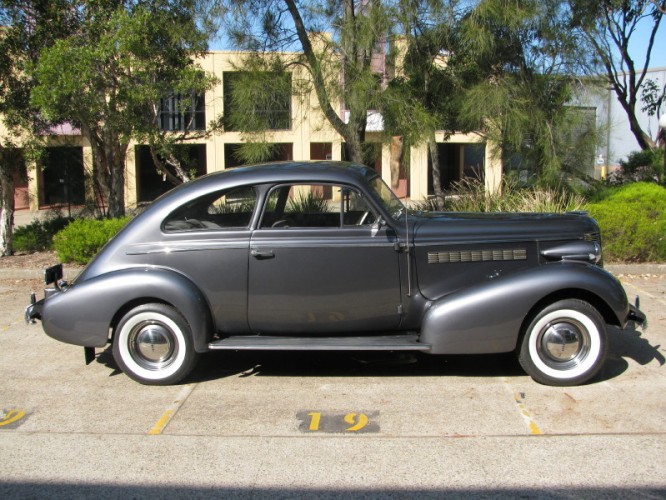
112,303,198,385
518,299,607,386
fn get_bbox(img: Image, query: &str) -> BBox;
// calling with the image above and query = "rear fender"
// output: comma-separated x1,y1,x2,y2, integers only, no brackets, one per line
421,263,628,354
42,268,213,352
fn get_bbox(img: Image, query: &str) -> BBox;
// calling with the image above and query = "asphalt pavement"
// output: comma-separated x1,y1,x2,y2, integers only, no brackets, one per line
0,264,664,498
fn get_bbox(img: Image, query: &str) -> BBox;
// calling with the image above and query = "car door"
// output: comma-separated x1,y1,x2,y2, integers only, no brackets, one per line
248,183,402,334
158,184,258,334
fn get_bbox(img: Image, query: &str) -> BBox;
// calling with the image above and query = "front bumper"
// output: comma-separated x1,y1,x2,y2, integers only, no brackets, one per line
627,302,647,328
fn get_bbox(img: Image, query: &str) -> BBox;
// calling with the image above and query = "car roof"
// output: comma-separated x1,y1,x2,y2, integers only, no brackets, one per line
197,161,377,186
149,161,379,207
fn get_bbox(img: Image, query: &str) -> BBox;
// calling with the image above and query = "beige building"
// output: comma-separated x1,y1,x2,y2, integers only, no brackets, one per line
3,50,500,218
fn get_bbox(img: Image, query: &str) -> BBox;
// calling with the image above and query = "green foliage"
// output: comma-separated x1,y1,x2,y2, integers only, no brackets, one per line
13,216,72,253
608,149,665,185
288,192,330,214
220,0,393,163
233,142,279,165
413,178,586,214
587,183,666,262
53,217,132,264
224,70,292,132
28,1,215,217
456,0,591,178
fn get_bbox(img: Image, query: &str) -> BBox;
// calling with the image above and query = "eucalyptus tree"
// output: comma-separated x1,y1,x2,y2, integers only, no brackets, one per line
218,0,397,165
382,0,466,207
568,0,665,151
455,0,587,181
30,0,215,217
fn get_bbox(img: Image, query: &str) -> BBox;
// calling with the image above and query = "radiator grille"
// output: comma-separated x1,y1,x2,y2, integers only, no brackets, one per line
428,248,527,264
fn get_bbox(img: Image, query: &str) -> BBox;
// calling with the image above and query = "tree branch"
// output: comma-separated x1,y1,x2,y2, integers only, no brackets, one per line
283,0,349,139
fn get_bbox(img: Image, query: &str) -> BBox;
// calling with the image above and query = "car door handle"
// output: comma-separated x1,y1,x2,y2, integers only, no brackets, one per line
251,249,275,260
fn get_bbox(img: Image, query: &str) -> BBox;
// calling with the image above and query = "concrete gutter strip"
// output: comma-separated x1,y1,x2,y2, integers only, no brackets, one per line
0,266,84,280
606,263,666,276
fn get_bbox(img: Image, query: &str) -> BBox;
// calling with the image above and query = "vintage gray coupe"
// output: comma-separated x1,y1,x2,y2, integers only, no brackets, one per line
26,161,645,386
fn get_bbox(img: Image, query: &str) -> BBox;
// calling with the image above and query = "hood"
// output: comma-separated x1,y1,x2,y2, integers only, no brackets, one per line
412,211,600,245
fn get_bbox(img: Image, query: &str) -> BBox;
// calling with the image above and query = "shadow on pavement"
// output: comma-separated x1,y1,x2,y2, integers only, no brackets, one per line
93,320,662,386
1,482,664,499
184,350,525,384
598,322,664,382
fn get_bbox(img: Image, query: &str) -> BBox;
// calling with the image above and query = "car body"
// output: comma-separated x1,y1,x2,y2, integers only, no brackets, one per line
26,161,645,386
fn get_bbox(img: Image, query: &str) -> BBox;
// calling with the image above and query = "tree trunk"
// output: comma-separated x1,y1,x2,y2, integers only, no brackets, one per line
0,160,15,256
427,136,444,210
390,136,403,190
84,125,127,218
343,114,366,164
106,141,127,218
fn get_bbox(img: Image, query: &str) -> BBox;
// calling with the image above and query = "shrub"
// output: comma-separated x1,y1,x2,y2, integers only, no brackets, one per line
53,216,132,264
587,183,666,262
13,216,73,253
413,178,586,213
607,149,664,185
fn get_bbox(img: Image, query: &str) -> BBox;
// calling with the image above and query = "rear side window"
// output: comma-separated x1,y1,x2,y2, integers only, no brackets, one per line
164,186,257,232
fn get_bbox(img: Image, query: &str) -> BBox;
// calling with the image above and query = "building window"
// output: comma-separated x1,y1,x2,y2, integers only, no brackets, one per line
159,93,205,131
40,147,85,208
135,144,207,203
223,71,291,131
428,143,485,194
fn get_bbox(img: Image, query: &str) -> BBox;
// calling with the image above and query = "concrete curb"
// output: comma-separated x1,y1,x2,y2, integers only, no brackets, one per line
1,263,662,281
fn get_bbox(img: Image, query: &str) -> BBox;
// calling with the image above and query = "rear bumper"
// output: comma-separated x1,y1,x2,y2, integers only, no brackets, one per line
25,298,44,323
25,264,64,324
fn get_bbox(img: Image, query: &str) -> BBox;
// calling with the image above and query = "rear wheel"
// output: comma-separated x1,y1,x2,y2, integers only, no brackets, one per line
518,299,607,386
112,303,198,385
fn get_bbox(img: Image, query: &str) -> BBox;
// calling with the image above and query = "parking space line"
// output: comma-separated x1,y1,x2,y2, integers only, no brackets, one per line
513,393,543,435
502,378,543,435
148,384,195,435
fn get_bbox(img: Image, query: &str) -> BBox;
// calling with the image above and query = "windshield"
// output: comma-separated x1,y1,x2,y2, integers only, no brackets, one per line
368,175,406,221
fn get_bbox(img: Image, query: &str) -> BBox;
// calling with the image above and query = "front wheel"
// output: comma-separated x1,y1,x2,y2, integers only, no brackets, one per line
112,303,199,385
518,299,607,386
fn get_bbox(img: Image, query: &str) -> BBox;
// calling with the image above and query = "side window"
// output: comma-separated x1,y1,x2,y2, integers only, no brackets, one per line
342,188,377,226
164,186,257,232
260,184,376,228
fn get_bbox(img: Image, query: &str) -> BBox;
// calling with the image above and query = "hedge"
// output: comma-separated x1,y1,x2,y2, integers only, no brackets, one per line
587,183,666,262
53,217,132,264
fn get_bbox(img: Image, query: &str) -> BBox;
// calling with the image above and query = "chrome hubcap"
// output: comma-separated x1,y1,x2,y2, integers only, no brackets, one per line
538,320,589,369
129,322,176,370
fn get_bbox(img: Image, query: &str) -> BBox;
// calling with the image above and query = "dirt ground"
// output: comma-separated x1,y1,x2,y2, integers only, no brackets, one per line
0,251,61,269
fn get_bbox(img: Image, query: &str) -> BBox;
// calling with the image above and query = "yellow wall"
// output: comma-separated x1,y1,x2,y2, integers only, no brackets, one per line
9,49,498,216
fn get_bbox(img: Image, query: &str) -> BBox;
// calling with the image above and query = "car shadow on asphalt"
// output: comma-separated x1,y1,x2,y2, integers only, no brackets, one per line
94,321,662,385
598,323,664,382
187,350,527,383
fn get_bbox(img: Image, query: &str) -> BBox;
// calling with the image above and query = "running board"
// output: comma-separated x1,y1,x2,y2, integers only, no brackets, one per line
208,334,430,351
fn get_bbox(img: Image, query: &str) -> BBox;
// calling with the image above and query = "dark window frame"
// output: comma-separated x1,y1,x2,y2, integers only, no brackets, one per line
159,92,206,132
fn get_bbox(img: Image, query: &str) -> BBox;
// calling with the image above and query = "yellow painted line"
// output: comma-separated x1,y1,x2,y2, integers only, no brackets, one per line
502,378,543,435
0,409,26,427
148,410,174,435
513,393,543,435
148,384,195,435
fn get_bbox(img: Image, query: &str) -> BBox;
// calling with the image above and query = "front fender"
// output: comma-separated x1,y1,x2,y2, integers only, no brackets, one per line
421,263,629,354
42,267,213,352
